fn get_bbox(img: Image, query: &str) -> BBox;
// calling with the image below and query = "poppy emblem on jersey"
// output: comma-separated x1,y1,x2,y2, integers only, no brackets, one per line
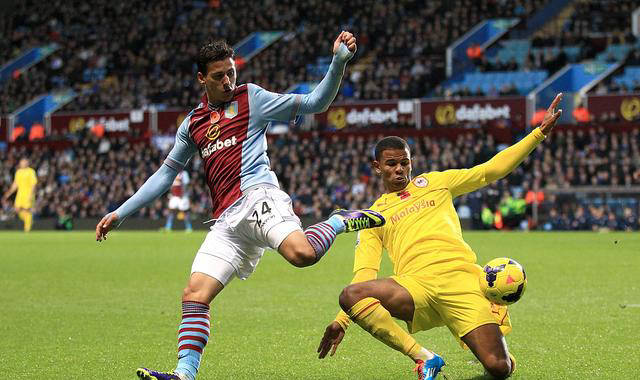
413,177,428,188
224,101,238,119
210,111,221,124
206,124,221,140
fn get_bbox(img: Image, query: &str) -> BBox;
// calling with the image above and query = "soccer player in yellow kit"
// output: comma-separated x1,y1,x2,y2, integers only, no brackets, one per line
3,158,38,232
317,94,564,379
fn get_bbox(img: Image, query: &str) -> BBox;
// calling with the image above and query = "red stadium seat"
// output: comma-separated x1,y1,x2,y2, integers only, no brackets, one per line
29,123,45,141
11,125,25,142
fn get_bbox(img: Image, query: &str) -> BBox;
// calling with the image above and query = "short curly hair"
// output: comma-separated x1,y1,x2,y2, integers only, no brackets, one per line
197,39,235,75
374,136,410,160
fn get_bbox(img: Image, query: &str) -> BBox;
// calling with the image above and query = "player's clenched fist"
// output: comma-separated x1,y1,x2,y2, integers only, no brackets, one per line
333,31,357,55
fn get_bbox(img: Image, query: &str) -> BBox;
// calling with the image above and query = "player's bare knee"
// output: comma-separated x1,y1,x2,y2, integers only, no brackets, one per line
483,356,512,379
288,246,316,267
339,284,365,312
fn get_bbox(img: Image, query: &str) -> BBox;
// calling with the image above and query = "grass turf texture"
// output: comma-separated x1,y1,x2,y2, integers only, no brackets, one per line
1,231,638,379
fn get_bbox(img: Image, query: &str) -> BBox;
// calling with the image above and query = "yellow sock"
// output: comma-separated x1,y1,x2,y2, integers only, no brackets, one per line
20,211,33,232
348,297,426,362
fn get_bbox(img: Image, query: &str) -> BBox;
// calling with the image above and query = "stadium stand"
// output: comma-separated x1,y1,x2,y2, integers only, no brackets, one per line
441,0,639,98
2,0,551,113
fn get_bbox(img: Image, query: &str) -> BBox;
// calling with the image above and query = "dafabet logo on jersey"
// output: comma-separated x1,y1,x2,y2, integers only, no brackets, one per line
201,135,238,158
206,124,221,140
201,108,239,158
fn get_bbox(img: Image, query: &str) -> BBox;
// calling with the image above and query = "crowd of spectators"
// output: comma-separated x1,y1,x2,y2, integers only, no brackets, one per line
1,0,551,114
544,203,638,231
0,132,213,222
1,124,639,231
456,0,640,96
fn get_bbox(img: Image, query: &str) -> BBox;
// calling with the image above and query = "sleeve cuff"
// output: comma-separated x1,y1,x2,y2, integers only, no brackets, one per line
532,127,547,140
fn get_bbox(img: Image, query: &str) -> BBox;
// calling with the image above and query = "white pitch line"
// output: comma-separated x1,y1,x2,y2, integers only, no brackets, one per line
620,304,640,308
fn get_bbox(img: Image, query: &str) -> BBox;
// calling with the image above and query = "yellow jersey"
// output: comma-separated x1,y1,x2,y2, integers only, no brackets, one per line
353,128,546,276
354,167,489,276
14,167,37,207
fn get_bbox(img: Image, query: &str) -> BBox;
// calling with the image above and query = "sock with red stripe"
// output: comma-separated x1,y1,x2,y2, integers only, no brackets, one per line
304,215,345,261
347,297,429,362
175,301,210,380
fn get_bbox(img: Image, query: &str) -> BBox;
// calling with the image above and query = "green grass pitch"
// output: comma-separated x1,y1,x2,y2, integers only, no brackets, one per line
1,231,639,379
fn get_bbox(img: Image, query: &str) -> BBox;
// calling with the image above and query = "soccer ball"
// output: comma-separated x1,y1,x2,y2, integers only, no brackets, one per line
479,257,527,305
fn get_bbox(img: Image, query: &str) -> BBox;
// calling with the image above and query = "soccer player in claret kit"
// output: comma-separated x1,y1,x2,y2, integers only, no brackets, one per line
317,94,565,379
95,31,385,380
164,170,193,232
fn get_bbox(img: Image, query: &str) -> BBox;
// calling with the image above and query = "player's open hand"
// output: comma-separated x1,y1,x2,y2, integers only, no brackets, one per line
96,212,119,242
317,321,345,359
333,31,357,55
539,93,563,135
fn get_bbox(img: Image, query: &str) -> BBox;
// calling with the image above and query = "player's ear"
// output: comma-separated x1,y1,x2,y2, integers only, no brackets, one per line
372,160,382,175
197,71,206,85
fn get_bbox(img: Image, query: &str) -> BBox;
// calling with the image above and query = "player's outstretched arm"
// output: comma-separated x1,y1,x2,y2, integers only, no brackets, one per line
298,31,357,114
317,268,378,359
96,117,196,242
483,93,563,183
95,164,179,241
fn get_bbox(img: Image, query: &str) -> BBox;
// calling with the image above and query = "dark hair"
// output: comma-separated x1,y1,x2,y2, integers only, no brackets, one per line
374,136,410,160
197,39,235,75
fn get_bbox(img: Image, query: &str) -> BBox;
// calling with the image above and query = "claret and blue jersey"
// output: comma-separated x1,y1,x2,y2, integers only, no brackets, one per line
112,44,353,221
164,83,303,218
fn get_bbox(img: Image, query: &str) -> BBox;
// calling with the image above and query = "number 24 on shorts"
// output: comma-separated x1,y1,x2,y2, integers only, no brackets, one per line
251,201,280,229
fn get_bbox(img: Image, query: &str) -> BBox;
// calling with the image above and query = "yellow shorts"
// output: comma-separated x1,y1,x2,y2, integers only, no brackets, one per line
391,261,512,343
14,197,33,210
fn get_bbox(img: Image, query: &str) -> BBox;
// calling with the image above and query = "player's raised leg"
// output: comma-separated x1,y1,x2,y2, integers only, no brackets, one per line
337,278,444,379
278,209,385,267
461,323,514,379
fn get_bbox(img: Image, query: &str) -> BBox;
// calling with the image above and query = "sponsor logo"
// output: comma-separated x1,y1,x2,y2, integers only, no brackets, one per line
201,136,238,158
327,107,398,129
391,199,436,224
206,124,221,140
67,116,130,133
413,177,428,188
621,97,640,121
435,103,511,125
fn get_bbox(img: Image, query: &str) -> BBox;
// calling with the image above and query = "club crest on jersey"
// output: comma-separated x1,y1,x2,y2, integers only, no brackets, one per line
413,177,428,188
224,101,238,119
206,124,221,140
